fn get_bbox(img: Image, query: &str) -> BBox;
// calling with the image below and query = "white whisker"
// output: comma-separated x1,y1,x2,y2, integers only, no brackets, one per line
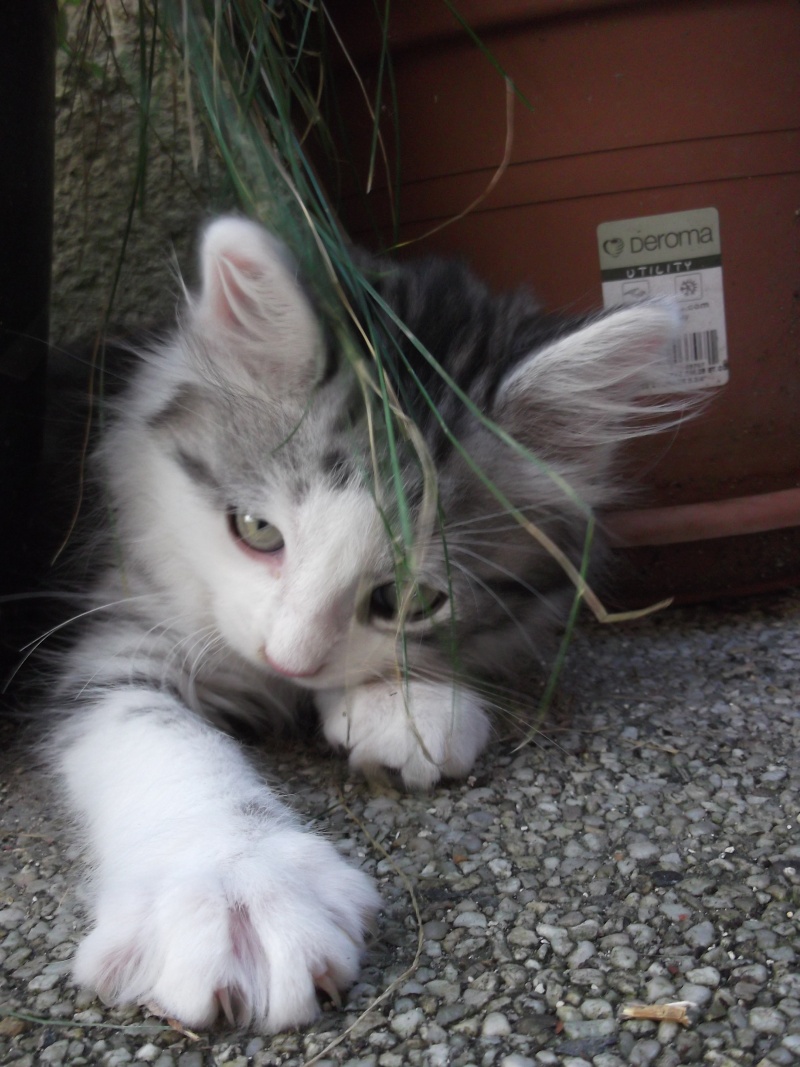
3,593,163,693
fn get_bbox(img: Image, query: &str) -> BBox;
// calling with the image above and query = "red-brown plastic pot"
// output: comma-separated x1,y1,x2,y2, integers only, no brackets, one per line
320,0,800,604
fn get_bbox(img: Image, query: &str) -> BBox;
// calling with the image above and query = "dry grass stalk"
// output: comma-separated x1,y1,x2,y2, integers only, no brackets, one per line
621,1001,695,1026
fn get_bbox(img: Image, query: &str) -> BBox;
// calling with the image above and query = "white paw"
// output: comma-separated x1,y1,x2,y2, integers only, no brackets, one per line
74,827,380,1033
317,681,491,791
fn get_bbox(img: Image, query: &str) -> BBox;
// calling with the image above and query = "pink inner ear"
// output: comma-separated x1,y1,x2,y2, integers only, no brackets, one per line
211,254,262,332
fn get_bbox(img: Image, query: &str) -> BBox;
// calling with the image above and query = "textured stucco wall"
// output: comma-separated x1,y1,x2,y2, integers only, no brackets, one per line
50,5,228,347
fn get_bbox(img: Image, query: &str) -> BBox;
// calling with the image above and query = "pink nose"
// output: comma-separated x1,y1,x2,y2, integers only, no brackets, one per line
264,653,323,679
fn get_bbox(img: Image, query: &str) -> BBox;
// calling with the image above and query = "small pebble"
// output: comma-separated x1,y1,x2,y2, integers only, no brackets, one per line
390,1008,424,1038
685,920,716,949
609,945,639,969
426,1046,450,1067
686,966,721,987
580,997,613,1019
627,1040,661,1067
568,940,595,969
627,838,659,861
454,911,487,929
536,924,571,956
679,983,713,1008
748,1006,786,1035
481,1012,511,1038
424,921,449,941
135,1047,160,1063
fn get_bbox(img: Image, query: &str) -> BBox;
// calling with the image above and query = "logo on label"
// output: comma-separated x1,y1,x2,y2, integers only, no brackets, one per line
621,282,651,302
630,226,714,254
603,238,624,258
676,274,703,301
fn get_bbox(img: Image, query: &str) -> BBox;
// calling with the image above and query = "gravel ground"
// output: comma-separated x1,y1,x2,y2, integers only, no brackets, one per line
1,591,799,1067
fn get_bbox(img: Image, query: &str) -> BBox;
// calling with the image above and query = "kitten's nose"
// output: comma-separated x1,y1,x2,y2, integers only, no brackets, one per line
263,652,324,680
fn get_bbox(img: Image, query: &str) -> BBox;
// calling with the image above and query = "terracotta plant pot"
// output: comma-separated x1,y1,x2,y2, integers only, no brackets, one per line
320,0,800,604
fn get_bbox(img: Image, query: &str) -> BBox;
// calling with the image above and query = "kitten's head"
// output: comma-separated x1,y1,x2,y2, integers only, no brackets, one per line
107,216,682,698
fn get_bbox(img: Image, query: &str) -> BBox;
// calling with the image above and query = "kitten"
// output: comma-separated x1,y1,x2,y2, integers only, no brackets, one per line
49,216,683,1032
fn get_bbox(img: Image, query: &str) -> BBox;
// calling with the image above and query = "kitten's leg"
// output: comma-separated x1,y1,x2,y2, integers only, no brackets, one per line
55,688,380,1033
316,681,491,791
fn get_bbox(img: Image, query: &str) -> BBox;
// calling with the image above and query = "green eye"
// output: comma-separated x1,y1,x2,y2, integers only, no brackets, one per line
230,512,285,553
370,581,447,623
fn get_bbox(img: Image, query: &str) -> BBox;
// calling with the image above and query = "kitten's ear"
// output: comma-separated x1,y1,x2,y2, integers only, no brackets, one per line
493,304,683,456
192,216,324,394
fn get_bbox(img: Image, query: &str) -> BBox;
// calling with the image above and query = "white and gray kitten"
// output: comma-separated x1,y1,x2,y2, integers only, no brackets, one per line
50,216,682,1032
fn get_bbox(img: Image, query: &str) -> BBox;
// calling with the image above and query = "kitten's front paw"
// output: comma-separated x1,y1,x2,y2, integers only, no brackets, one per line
74,829,379,1033
318,682,491,791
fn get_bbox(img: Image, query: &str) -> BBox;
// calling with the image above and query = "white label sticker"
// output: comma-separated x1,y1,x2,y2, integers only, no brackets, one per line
597,207,729,390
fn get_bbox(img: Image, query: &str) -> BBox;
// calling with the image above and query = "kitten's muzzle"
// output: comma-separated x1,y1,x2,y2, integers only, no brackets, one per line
263,652,325,681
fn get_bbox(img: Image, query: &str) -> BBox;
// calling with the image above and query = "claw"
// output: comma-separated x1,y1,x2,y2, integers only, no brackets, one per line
216,987,236,1027
314,972,342,1009
144,1003,201,1040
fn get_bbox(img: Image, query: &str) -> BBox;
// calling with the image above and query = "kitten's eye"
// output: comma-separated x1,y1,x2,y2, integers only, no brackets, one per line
230,512,285,553
370,581,447,623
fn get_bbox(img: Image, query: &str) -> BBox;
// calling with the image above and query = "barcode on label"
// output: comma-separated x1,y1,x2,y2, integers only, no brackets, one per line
672,329,719,367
